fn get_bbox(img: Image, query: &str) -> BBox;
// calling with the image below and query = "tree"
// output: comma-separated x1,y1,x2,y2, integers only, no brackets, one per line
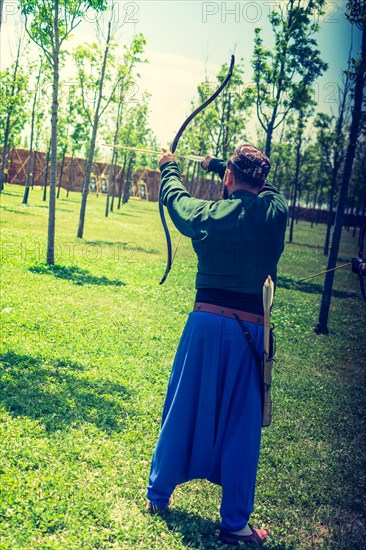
267,118,296,197
75,5,127,238
62,83,90,195
252,0,328,157
349,138,366,228
19,0,107,264
315,1,366,334
288,86,315,242
106,93,157,208
315,74,352,255
56,83,85,199
0,32,28,191
0,0,4,30
102,34,147,216
22,58,45,205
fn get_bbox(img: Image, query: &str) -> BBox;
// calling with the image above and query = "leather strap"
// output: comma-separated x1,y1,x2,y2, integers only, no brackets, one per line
194,302,264,325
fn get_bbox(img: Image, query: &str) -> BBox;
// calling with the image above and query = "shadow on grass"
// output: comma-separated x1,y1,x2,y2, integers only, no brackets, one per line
277,275,357,299
161,508,295,549
85,240,160,255
0,350,133,433
0,205,31,215
1,190,21,196
29,264,126,287
288,241,323,251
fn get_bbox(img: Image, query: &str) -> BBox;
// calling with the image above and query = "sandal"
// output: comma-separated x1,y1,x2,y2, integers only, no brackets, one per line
219,523,269,545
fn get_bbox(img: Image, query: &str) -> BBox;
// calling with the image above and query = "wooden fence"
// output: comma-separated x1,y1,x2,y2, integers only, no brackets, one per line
0,147,223,201
2,148,364,227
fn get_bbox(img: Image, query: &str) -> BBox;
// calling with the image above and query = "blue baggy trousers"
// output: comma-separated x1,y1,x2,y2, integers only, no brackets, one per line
147,311,263,532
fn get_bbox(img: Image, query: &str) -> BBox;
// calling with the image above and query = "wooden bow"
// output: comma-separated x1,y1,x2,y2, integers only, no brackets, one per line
159,54,235,284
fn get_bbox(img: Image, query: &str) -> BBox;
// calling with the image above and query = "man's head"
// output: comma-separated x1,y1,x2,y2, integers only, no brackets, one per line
224,143,271,196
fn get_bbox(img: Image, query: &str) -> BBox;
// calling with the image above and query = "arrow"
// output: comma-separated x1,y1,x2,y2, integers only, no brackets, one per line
298,262,351,282
102,144,205,163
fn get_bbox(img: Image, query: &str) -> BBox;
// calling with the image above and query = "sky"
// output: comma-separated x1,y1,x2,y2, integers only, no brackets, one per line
0,0,362,150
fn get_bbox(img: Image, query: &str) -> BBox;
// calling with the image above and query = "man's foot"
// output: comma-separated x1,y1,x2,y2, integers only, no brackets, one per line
146,495,174,516
218,523,269,545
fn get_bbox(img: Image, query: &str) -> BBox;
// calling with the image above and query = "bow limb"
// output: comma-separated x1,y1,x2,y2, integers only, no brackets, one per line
171,55,235,155
159,54,235,285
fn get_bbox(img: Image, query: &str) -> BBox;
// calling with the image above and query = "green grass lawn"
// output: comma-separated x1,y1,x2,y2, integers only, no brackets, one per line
0,185,365,549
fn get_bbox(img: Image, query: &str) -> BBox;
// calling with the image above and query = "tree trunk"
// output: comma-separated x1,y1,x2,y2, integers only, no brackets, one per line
323,72,350,254
0,37,22,192
77,19,112,239
110,156,117,212
316,190,324,225
46,1,59,264
323,174,337,255
315,23,366,334
105,154,116,217
32,131,41,188
31,151,36,188
107,94,123,215
306,188,310,208
271,156,280,188
23,62,40,205
122,155,134,204
56,148,67,199
67,152,74,198
264,61,285,158
296,189,301,224
350,189,356,234
287,180,294,228
289,115,303,243
42,140,51,201
0,0,4,30
117,153,127,209
265,122,274,158
310,187,318,228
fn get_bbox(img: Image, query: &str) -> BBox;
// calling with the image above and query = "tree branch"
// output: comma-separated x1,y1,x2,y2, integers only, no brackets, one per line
23,13,53,66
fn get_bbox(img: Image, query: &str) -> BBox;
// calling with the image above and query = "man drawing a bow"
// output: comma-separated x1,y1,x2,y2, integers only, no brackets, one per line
146,143,288,545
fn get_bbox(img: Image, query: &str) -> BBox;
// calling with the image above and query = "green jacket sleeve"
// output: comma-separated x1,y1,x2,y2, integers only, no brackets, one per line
159,161,233,240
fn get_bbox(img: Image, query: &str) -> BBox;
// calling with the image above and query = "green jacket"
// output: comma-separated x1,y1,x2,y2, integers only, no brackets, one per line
160,161,288,295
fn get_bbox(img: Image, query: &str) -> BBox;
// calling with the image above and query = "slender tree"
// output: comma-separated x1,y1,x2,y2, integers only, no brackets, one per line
19,0,107,264
349,139,366,231
105,92,157,208
0,32,28,191
75,5,127,237
288,87,315,242
252,0,327,157
23,59,43,204
103,35,146,217
117,153,128,209
56,85,79,198
315,77,352,255
315,1,366,333
42,138,51,201
0,0,4,29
